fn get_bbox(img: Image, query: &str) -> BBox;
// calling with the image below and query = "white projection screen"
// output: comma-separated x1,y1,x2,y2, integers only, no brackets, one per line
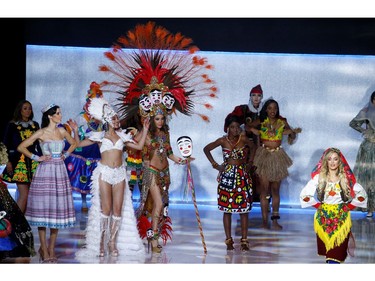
26,45,375,207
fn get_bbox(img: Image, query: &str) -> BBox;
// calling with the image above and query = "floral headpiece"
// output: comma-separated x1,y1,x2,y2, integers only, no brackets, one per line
41,103,56,114
98,21,218,123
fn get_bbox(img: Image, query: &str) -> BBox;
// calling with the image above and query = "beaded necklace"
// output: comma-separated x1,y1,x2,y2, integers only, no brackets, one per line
151,133,168,162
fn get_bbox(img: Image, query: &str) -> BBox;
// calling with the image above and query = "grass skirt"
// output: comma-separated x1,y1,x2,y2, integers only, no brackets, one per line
253,146,292,181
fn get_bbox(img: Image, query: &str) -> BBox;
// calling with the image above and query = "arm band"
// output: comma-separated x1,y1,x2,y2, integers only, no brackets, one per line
31,154,40,161
63,152,70,158
178,158,187,165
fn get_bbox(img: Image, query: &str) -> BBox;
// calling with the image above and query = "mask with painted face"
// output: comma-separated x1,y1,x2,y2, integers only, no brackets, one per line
177,136,193,158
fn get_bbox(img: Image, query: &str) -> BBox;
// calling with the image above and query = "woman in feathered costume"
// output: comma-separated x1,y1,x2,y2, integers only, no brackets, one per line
72,97,150,261
98,21,217,252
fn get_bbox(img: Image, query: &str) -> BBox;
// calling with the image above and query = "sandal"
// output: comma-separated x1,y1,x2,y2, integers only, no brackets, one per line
240,238,249,252
271,212,280,220
225,237,234,251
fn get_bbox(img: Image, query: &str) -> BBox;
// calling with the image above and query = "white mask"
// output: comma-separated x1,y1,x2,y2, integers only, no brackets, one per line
177,136,193,158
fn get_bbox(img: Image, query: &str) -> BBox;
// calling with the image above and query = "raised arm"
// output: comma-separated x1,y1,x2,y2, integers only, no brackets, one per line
67,119,96,148
125,117,150,150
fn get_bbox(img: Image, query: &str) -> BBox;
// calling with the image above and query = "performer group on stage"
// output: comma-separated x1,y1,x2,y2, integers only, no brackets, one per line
1,21,373,265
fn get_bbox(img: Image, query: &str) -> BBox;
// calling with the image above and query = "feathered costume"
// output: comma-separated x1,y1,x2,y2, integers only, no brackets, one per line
98,21,217,245
75,161,145,262
75,97,145,262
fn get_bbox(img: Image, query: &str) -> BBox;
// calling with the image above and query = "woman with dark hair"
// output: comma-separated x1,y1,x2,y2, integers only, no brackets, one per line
249,99,301,229
349,91,375,218
72,97,149,260
300,148,367,263
17,103,77,263
136,102,189,253
204,113,255,251
1,100,41,213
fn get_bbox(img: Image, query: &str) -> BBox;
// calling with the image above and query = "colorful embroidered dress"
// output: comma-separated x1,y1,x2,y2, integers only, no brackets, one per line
300,174,367,261
216,146,252,213
1,121,40,183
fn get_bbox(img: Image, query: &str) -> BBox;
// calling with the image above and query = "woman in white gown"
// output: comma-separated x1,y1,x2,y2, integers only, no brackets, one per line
73,97,149,262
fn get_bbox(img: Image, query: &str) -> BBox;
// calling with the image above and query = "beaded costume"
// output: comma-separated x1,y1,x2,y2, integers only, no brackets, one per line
98,21,217,245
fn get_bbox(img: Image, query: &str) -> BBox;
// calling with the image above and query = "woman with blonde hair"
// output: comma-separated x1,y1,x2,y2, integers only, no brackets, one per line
300,147,367,263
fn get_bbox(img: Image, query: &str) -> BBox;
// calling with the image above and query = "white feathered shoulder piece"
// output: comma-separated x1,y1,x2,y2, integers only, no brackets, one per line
88,131,105,142
116,130,135,143
88,97,116,124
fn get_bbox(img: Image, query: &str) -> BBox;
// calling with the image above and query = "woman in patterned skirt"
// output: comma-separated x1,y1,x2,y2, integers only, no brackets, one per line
204,113,256,251
1,100,40,213
300,147,367,263
17,103,77,263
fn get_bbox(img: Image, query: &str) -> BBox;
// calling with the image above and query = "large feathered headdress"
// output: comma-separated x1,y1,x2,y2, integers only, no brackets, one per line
98,21,217,122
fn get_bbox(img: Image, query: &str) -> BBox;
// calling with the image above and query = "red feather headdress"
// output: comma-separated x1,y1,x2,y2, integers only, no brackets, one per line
99,21,217,122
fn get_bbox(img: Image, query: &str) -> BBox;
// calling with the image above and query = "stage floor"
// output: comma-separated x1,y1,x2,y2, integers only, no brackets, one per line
4,190,375,280
22,198,375,265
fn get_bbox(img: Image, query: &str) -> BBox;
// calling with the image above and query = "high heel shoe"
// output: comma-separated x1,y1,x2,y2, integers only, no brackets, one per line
225,237,234,251
108,242,119,257
150,240,162,254
240,238,250,252
48,248,58,263
38,247,50,263
147,229,162,254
